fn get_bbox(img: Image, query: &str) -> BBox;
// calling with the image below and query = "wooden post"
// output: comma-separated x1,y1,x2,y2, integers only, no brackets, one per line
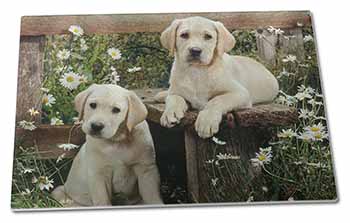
279,28,305,60
16,36,45,122
256,30,278,66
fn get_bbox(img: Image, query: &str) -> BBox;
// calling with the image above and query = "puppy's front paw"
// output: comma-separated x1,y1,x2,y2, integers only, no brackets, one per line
160,107,186,128
195,110,222,138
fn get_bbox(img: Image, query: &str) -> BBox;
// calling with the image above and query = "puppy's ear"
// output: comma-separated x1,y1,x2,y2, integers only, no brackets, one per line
215,21,236,56
126,91,148,132
160,19,182,56
74,84,98,121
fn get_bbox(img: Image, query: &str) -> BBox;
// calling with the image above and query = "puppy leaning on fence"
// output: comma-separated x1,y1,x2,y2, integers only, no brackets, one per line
52,84,163,206
155,16,279,138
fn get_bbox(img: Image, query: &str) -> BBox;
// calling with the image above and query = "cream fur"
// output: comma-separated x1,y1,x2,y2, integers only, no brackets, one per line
159,16,279,138
51,84,163,206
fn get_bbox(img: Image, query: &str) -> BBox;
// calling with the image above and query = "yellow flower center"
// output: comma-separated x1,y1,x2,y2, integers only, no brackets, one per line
73,28,78,33
38,176,46,184
42,97,48,104
258,154,266,161
314,133,322,139
111,52,116,57
66,76,74,83
310,127,320,132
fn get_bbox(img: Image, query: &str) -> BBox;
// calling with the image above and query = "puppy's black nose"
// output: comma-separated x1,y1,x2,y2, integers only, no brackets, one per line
189,47,202,57
91,122,104,132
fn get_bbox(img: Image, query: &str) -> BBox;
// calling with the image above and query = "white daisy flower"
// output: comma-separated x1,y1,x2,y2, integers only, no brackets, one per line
80,38,88,51
308,98,323,106
58,143,79,151
211,178,219,186
267,26,285,35
127,66,142,73
78,75,88,84
205,159,215,164
18,120,36,131
303,34,313,42
107,48,122,60
297,131,313,142
42,93,56,107
250,146,272,167
32,176,54,191
298,109,315,119
68,25,84,36
40,87,50,93
28,108,40,116
20,188,32,196
56,49,70,60
295,92,312,101
50,117,64,126
304,123,325,133
277,129,296,138
22,168,35,174
59,72,81,90
216,153,240,160
56,153,66,163
262,186,268,192
212,136,226,145
312,131,328,141
282,54,297,63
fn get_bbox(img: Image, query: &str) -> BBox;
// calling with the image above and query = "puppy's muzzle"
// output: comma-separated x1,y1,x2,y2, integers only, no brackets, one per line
90,122,104,133
189,47,202,58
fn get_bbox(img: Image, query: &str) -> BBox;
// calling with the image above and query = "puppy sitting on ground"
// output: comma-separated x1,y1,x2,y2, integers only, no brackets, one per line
158,16,279,138
52,84,163,206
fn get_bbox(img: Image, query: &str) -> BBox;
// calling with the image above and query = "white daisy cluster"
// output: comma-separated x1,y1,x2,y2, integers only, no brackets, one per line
18,120,36,131
57,49,70,60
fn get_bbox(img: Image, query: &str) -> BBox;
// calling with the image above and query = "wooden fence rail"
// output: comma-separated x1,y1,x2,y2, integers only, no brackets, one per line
21,11,311,36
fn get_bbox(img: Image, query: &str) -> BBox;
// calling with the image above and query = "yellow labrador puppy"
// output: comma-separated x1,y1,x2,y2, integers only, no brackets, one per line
159,16,279,138
52,84,163,206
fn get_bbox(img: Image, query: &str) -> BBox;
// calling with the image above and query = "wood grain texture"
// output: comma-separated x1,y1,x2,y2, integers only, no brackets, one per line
15,125,84,159
21,11,311,36
191,126,273,202
16,36,45,122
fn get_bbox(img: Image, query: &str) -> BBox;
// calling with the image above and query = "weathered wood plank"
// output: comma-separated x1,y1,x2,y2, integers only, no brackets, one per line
184,129,200,202
16,36,45,122
279,28,305,60
21,11,311,36
256,29,278,66
15,125,84,159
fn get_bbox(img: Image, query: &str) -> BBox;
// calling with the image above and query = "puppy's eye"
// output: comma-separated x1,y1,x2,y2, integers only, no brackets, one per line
112,107,120,114
90,103,97,109
180,32,189,39
204,34,212,40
